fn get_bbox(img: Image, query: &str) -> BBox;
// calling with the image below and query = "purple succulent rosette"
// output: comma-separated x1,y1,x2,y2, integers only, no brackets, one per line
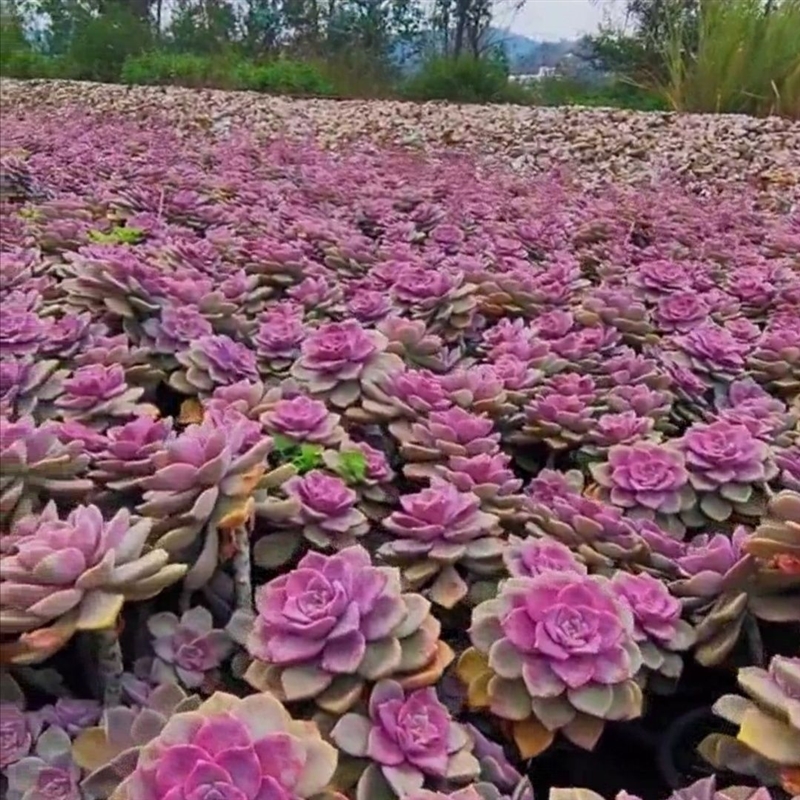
466,572,643,749
0,355,66,419
379,316,455,373
363,367,454,422
748,325,800,396
260,394,345,447
170,333,259,396
675,420,778,525
667,322,749,386
0,416,94,526
137,417,273,590
436,452,526,522
610,572,695,687
381,480,504,608
140,305,213,360
282,469,370,549
110,692,337,800
146,606,233,688
590,442,695,536
0,502,184,636
516,391,596,450
253,305,306,375
391,407,501,481
503,536,587,579
290,319,403,410
775,445,800,491
331,679,480,798
4,726,82,800
244,546,444,711
439,366,513,417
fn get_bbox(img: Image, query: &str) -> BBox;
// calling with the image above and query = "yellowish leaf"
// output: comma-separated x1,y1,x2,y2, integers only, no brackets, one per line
513,717,555,759
179,398,204,424
456,647,490,686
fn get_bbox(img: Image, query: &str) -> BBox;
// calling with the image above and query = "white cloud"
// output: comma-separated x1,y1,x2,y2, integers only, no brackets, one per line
496,0,624,40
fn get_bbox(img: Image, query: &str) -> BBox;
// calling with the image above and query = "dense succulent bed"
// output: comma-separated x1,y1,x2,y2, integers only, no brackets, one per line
0,96,798,800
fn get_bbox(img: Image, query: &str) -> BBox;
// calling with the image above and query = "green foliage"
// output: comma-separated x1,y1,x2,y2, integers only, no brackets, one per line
233,59,335,95
334,451,368,484
526,76,668,112
403,54,514,103
64,2,152,82
120,51,228,87
87,226,145,245
658,0,800,117
272,436,325,474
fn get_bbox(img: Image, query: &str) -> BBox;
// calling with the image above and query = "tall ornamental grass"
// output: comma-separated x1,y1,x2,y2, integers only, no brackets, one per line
659,0,800,118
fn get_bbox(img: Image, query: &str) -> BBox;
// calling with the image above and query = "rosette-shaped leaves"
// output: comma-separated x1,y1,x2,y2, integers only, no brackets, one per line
460,572,643,756
137,418,273,590
378,317,456,373
610,572,694,687
668,323,748,385
503,536,586,579
516,392,595,451
0,356,66,419
5,726,81,800
110,691,338,800
361,368,453,423
746,490,800,576
140,305,213,365
72,682,201,798
775,445,800,491
391,408,500,481
245,546,448,713
553,776,774,800
146,606,233,688
1,416,93,526
54,364,154,429
748,326,800,396
92,416,173,491
253,306,306,376
381,481,504,608
291,320,402,411
700,656,800,791
324,439,396,518
590,443,694,536
0,502,186,637
391,266,477,342
439,367,513,417
261,395,345,447
676,421,778,525
282,470,369,549
584,412,655,456
331,680,479,799
170,334,259,396
437,453,526,523
0,305,48,358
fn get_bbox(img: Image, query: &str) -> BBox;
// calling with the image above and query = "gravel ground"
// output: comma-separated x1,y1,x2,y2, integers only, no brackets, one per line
2,78,799,204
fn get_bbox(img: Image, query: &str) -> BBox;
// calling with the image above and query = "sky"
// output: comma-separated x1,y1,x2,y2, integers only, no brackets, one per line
496,0,624,40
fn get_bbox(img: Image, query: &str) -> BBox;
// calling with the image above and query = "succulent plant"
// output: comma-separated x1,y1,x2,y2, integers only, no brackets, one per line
609,571,694,687
0,355,66,419
281,469,370,549
675,420,777,526
4,725,82,800
145,606,233,688
35,698,101,737
514,392,596,451
700,656,800,791
71,682,202,798
667,323,748,386
244,546,449,713
503,536,587,579
100,691,337,800
290,319,403,411
589,442,695,536
137,416,273,592
378,317,455,373
261,394,345,447
748,326,800,396
390,407,500,481
361,368,454,422
170,334,260,396
381,481,505,608
0,673,39,768
0,502,186,638
331,679,480,799
553,775,776,800
253,306,306,376
460,571,643,757
0,416,94,526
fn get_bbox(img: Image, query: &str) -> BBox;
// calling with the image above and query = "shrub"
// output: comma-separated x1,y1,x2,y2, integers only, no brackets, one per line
120,51,221,88
233,59,335,95
659,0,800,117
0,48,61,80
403,54,515,103
525,76,668,112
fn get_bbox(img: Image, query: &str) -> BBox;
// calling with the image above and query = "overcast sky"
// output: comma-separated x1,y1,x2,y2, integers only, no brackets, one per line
495,0,624,40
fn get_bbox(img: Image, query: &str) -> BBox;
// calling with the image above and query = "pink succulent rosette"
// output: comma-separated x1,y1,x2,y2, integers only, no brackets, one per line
147,606,233,688
363,368,454,422
0,502,185,635
675,420,778,525
381,480,504,608
171,334,259,396
109,692,338,800
467,572,643,745
290,319,403,410
610,572,695,685
590,442,695,536
245,546,443,711
503,536,587,579
282,469,369,548
260,395,344,447
331,680,479,798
